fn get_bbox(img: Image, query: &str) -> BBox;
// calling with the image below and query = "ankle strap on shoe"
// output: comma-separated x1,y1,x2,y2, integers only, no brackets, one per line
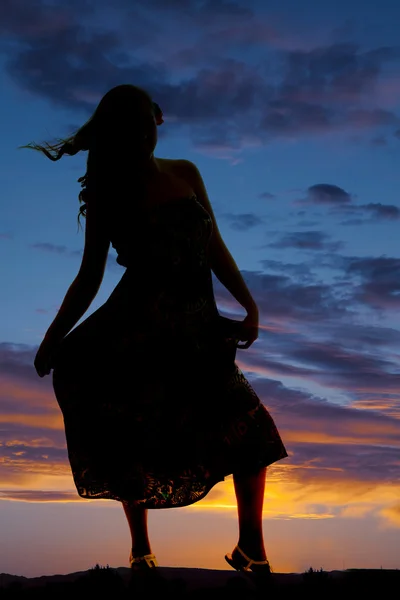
130,553,158,568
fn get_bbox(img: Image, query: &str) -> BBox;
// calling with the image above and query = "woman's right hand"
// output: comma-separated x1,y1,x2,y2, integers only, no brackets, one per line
237,308,259,349
34,334,62,377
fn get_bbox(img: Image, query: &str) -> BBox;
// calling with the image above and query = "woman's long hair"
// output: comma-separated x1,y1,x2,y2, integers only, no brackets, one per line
20,84,163,231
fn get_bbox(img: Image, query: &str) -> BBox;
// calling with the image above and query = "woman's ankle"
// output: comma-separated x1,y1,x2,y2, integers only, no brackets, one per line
130,545,152,558
237,538,267,561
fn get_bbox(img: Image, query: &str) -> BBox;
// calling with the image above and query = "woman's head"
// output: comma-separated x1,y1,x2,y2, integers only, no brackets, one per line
20,84,164,227
86,84,163,159
22,84,163,160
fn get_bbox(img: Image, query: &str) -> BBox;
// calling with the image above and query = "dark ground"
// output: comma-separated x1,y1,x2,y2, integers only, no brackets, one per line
1,565,399,599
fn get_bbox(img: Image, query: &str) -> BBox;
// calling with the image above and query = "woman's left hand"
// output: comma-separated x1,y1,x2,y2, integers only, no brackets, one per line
34,336,60,377
237,309,259,349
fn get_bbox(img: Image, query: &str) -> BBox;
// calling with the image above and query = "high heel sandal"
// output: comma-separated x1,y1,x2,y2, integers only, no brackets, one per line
225,545,272,574
128,551,162,593
129,550,158,570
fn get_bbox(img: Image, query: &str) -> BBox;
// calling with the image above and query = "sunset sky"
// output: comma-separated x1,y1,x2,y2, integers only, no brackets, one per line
1,0,400,579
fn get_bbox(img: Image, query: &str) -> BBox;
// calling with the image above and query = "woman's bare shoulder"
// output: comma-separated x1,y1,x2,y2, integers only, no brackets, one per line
156,157,199,187
157,157,197,171
164,158,200,183
152,158,197,200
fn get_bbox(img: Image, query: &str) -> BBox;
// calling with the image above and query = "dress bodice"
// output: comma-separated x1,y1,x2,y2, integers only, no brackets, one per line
104,194,218,332
109,194,212,271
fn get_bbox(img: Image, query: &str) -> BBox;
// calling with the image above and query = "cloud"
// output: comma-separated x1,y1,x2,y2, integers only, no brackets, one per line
295,184,400,224
344,256,400,310
0,343,69,486
31,242,68,254
247,252,400,318
281,340,400,394
306,184,352,205
249,371,400,442
362,203,400,220
125,0,252,19
1,340,400,494
223,212,264,231
0,490,82,502
0,342,39,383
1,267,400,516
213,260,400,418
259,259,314,281
273,42,400,104
338,203,400,225
215,267,349,325
1,2,399,154
240,335,400,405
0,0,83,37
30,241,122,271
267,230,343,252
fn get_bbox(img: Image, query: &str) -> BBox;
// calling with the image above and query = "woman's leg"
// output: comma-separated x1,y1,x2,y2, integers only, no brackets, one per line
122,503,152,557
232,466,267,560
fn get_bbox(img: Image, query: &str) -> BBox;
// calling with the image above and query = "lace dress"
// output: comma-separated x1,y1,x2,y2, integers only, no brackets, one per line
52,194,287,508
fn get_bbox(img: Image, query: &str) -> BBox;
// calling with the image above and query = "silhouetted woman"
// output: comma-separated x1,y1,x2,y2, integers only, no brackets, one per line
27,84,287,575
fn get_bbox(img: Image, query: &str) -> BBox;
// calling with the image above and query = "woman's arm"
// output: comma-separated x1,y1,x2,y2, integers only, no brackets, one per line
206,235,259,317
43,277,102,343
42,201,110,343
180,159,259,317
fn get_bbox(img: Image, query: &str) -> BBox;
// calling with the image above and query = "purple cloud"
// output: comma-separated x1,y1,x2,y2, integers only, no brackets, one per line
214,267,350,324
345,256,400,310
1,2,399,150
307,184,352,205
2,338,400,493
295,184,399,224
267,230,343,252
362,203,400,220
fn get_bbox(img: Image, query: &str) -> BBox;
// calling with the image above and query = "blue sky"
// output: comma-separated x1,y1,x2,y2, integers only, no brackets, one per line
1,0,400,578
